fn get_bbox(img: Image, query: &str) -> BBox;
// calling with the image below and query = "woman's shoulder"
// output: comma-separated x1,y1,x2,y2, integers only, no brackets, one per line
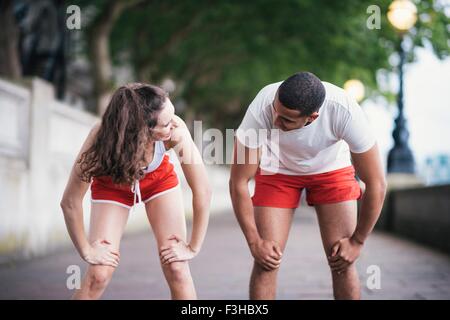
172,115,186,128
165,115,190,149
84,121,101,145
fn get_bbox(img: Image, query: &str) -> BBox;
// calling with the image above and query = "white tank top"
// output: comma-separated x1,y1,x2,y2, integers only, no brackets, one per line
130,140,168,213
142,140,166,173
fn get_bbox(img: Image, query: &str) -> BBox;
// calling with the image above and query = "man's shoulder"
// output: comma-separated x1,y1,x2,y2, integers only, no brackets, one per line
246,81,281,120
260,81,283,94
322,81,347,101
321,81,353,113
253,81,281,100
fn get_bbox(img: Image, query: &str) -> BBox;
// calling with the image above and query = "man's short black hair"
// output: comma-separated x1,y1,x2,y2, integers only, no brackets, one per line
278,71,326,115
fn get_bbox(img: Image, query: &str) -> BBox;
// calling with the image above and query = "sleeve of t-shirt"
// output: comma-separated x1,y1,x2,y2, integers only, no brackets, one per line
235,86,273,149
338,98,376,153
236,110,266,148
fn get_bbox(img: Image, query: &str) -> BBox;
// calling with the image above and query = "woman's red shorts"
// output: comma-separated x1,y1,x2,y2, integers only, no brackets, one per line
91,155,179,209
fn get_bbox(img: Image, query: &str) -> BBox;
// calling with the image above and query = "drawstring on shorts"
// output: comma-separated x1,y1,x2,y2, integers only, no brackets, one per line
130,179,142,214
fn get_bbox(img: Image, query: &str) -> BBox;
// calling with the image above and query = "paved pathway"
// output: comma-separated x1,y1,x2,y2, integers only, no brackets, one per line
1,206,450,299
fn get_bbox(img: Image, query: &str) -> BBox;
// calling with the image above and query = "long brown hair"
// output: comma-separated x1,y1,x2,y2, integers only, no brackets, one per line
78,83,168,185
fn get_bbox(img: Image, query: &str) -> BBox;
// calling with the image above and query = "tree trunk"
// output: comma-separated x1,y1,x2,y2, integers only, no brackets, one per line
87,0,128,115
0,0,22,80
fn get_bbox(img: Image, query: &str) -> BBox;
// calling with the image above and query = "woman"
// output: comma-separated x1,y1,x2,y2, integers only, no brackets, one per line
60,83,211,299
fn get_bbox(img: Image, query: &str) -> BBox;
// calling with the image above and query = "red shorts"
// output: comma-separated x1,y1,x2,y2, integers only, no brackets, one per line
91,155,179,209
252,166,362,208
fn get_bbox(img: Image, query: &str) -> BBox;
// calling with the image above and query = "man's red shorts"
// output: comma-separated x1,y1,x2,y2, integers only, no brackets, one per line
252,166,362,208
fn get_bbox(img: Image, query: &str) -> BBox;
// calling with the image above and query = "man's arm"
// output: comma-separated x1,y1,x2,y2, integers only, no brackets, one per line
229,138,283,271
328,143,387,273
229,138,261,245
351,143,387,244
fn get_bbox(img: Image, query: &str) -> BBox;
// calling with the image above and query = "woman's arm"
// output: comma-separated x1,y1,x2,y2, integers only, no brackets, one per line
168,116,211,254
60,122,120,267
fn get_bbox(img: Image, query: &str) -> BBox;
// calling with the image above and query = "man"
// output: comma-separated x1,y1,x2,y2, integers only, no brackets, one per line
229,71,387,300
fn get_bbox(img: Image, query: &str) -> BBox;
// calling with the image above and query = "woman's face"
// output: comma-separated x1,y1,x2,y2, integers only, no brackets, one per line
151,98,176,141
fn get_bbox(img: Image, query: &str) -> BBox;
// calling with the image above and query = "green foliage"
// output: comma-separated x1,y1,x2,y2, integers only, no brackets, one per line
70,0,449,129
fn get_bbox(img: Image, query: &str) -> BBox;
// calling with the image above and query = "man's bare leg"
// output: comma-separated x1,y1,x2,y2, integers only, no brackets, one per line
250,206,294,300
315,201,360,300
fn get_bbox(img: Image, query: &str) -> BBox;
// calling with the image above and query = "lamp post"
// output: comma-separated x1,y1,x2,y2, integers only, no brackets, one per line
387,0,417,173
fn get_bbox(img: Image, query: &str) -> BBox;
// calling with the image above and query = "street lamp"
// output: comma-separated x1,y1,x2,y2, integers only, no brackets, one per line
387,0,417,31
387,0,417,173
344,79,365,102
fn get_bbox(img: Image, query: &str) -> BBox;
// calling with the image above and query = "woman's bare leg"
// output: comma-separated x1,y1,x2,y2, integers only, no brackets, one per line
145,187,197,299
71,202,129,300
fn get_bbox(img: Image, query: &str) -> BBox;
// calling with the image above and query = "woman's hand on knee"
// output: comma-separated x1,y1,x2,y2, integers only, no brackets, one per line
159,234,197,265
83,239,120,268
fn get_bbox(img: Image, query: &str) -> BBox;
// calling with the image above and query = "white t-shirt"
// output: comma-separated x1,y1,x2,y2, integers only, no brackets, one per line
236,81,376,175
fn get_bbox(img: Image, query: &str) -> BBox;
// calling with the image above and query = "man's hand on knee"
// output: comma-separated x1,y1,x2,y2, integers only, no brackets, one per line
250,238,283,271
328,237,363,274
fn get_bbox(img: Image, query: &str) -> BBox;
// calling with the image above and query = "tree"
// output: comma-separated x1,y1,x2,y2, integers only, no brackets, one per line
105,0,448,129
74,0,148,114
3,0,448,124
0,0,23,80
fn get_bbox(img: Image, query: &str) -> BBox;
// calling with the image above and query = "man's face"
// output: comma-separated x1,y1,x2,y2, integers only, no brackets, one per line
271,93,319,131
